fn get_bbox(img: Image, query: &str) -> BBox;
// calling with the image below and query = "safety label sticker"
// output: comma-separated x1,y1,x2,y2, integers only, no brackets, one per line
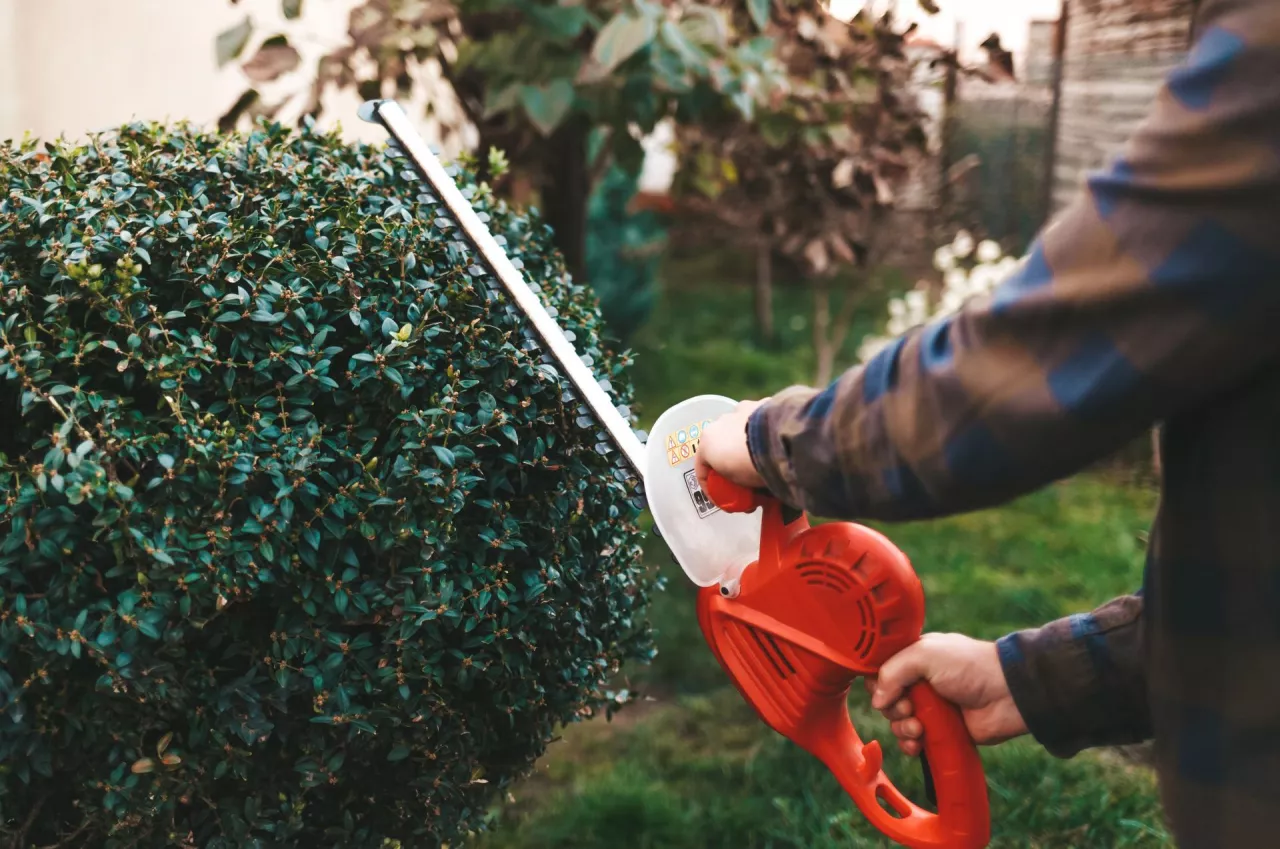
684,469,720,519
665,419,713,467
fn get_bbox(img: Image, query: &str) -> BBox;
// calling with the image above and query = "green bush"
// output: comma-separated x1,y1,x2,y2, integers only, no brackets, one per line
0,120,653,847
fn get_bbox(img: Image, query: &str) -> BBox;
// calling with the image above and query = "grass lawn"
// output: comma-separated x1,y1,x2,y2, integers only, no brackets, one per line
472,259,1170,848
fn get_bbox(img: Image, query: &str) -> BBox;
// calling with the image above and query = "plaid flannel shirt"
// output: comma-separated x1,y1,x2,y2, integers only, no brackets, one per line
746,1,1280,844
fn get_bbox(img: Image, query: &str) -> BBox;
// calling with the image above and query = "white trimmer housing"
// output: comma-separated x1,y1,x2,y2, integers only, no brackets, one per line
645,395,762,591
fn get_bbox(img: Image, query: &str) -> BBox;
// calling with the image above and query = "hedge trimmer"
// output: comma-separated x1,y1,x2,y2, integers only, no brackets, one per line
359,99,991,849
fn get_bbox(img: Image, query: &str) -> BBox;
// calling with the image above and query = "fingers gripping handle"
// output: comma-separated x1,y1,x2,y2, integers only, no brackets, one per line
834,681,990,849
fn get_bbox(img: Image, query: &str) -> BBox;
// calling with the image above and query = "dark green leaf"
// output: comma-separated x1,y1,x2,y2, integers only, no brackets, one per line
519,81,576,137
590,13,656,74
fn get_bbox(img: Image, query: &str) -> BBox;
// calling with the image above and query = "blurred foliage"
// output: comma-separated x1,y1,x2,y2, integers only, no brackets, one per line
665,2,948,382
0,119,654,847
670,4,935,278
585,163,666,342
217,0,788,280
947,97,1051,256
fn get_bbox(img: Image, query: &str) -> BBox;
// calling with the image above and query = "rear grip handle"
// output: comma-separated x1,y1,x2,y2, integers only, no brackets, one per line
868,681,990,848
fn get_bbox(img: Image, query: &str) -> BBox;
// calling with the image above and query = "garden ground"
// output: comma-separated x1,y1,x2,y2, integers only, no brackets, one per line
474,257,1170,848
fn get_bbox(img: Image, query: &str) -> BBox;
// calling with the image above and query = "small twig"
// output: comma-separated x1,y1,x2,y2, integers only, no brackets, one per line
14,793,47,847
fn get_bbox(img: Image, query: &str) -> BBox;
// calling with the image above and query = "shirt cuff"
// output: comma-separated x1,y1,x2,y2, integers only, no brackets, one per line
746,393,811,509
996,594,1150,759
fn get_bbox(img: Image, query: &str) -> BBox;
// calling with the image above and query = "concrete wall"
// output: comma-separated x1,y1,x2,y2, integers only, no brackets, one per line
1049,0,1195,212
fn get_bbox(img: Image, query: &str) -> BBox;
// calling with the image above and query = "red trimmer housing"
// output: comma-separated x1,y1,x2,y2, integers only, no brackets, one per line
698,471,991,849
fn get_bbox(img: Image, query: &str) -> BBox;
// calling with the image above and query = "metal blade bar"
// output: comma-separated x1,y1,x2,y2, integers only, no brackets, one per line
358,99,646,478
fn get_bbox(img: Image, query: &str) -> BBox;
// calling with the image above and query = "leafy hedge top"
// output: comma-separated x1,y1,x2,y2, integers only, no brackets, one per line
0,119,652,847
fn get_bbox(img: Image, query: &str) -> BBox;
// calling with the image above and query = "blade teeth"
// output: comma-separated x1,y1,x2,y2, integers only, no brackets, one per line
563,330,576,342
400,169,421,182
597,378,613,393
417,192,437,205
631,496,648,511
562,390,577,403
594,442,613,456
615,404,631,418
634,429,648,444
575,415,594,429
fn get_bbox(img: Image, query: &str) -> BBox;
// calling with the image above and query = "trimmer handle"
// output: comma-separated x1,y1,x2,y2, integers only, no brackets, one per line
701,468,762,513
827,681,989,849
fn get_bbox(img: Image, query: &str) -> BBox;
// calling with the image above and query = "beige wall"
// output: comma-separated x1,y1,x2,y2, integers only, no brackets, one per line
0,0,676,191
0,0,460,149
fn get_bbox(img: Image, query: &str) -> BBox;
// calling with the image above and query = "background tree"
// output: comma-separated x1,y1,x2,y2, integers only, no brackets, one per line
667,3,939,384
217,0,785,289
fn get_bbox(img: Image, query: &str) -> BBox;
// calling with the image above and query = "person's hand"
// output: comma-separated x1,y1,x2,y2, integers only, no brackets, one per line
695,399,768,492
864,633,1029,756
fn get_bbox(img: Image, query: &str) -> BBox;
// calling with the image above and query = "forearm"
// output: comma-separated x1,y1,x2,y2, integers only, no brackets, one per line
996,593,1150,758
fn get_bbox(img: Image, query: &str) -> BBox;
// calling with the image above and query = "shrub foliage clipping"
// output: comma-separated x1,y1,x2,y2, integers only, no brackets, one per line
0,120,653,847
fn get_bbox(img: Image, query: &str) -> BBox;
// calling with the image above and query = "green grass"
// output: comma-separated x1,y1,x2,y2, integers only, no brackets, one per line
624,251,900,420
469,257,1170,848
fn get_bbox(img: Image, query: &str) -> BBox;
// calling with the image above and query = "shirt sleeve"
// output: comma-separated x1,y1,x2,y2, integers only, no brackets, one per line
996,593,1150,758
745,3,1280,521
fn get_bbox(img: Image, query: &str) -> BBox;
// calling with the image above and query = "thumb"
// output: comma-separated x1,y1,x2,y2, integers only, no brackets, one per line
870,642,934,711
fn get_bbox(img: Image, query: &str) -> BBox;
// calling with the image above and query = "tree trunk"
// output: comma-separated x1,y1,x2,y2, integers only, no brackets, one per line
542,117,592,282
755,241,775,345
813,278,835,386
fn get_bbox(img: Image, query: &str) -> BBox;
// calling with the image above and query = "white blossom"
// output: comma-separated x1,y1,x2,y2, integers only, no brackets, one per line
976,239,1002,263
858,231,1029,363
968,265,1003,294
939,290,965,314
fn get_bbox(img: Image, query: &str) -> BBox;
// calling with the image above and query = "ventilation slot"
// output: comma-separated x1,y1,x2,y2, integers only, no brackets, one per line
747,625,796,679
853,597,879,661
798,564,854,595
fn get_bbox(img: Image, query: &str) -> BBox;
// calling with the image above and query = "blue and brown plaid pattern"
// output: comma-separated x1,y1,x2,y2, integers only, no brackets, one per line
746,1,1280,844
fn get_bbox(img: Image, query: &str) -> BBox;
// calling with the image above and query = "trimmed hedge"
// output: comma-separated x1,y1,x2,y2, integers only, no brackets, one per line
0,119,653,847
